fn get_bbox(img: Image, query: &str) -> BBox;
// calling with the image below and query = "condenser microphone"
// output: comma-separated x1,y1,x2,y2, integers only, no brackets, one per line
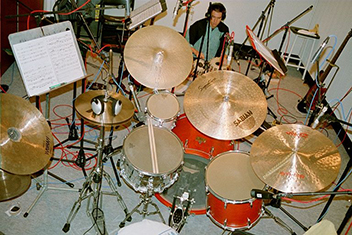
251,189,274,199
311,36,330,63
311,106,328,128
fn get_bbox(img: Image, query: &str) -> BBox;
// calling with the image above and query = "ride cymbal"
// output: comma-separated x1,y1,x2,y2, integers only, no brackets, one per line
124,25,193,89
74,90,134,126
0,168,31,202
250,124,341,193
0,93,53,175
184,70,267,140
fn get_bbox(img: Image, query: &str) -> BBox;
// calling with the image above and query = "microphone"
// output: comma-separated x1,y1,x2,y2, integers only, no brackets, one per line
311,36,330,63
173,0,182,19
311,106,328,128
251,189,275,199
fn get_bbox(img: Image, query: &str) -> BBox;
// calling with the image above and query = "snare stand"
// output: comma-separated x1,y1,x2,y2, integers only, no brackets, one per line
63,124,130,234
119,184,166,228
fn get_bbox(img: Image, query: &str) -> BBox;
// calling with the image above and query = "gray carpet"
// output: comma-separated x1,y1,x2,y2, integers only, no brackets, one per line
0,57,351,235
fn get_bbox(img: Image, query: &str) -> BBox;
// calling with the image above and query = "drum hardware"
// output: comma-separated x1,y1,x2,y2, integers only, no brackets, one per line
184,70,268,140
62,124,131,234
169,191,194,232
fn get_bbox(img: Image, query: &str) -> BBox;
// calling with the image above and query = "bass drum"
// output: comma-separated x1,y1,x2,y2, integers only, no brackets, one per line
206,151,264,231
120,126,184,193
155,114,234,214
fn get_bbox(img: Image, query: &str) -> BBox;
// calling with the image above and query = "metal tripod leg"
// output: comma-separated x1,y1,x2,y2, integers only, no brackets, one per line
102,169,129,216
263,206,297,235
119,189,165,228
62,172,95,233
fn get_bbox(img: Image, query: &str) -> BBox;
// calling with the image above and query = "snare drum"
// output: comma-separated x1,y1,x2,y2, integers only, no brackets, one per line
155,114,234,214
205,151,264,231
145,92,180,130
120,126,184,193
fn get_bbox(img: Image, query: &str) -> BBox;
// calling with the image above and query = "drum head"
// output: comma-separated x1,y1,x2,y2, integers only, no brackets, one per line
146,93,180,120
206,151,264,201
123,126,183,175
157,152,209,214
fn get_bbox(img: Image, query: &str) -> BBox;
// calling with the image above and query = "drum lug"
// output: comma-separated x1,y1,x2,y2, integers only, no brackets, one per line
247,218,252,227
249,199,253,208
209,147,214,157
224,200,228,209
223,219,228,228
184,139,189,148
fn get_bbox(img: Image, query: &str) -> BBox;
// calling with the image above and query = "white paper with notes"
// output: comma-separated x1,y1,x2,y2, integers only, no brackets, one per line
9,21,86,97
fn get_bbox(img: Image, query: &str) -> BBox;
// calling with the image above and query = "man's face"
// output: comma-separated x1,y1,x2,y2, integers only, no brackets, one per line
210,10,222,29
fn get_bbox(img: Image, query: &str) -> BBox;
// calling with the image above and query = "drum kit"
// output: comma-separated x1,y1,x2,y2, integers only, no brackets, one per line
0,24,343,235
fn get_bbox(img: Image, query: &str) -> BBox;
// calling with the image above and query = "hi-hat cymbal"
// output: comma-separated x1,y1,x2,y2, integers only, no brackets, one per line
184,70,267,140
75,90,135,126
0,168,31,202
0,93,53,175
250,124,341,193
124,25,193,89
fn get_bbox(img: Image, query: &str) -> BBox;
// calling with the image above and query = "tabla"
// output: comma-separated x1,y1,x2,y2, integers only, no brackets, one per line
120,126,184,193
155,114,234,214
145,92,180,130
205,151,264,231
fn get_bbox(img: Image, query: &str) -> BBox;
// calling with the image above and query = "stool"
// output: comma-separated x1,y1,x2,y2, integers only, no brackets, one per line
284,26,320,80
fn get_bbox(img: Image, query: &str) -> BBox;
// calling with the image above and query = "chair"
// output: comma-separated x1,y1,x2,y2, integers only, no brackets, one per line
97,0,134,50
283,26,320,80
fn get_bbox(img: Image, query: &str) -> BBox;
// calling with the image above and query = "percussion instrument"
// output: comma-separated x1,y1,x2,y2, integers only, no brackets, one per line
156,114,234,214
184,70,267,140
250,124,341,193
145,92,180,130
120,125,184,193
206,151,265,231
124,25,193,89
74,90,135,126
0,169,31,202
0,93,53,175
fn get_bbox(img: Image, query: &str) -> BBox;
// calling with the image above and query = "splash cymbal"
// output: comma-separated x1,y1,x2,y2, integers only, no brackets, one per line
124,25,193,89
0,168,31,202
250,124,341,193
74,90,135,126
0,93,53,175
183,70,267,140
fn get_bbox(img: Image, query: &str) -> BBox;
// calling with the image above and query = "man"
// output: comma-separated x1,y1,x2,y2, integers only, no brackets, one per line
186,2,229,62
174,2,229,95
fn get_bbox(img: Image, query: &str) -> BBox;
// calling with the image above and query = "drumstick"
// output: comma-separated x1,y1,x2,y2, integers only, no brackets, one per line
147,116,159,173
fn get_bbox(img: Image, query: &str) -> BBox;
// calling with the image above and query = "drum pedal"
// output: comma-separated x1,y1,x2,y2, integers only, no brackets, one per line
169,192,193,232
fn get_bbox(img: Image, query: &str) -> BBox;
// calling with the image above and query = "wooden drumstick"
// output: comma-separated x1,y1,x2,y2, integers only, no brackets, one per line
147,116,159,173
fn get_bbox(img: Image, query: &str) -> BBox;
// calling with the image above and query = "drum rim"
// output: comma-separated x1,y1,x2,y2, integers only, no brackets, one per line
205,150,265,202
122,125,184,176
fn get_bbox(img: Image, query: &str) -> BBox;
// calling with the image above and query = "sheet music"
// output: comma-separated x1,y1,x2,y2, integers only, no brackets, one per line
128,0,166,30
9,21,86,97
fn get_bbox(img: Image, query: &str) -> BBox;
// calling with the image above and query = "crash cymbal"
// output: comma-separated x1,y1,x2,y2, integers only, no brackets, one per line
124,25,193,89
75,90,134,126
184,70,267,140
250,124,341,193
0,168,31,202
0,93,53,175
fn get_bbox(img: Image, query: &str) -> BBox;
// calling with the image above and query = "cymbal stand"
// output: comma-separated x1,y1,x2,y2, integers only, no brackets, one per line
63,124,130,234
119,185,166,228
24,94,79,218
244,0,275,76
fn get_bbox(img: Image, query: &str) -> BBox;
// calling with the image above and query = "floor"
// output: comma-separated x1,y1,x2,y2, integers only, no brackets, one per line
0,50,351,235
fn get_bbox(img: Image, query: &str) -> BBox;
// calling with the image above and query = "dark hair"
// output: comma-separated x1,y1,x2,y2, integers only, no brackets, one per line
205,2,226,20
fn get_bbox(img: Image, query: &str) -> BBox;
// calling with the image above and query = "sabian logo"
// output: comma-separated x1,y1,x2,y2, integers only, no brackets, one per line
286,131,308,138
198,77,217,92
233,110,253,127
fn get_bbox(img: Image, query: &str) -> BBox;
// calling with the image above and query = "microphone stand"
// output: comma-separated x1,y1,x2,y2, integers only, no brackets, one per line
252,189,352,232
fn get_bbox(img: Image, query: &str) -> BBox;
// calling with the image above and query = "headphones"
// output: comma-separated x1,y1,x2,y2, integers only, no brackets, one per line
91,95,122,116
205,2,226,20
